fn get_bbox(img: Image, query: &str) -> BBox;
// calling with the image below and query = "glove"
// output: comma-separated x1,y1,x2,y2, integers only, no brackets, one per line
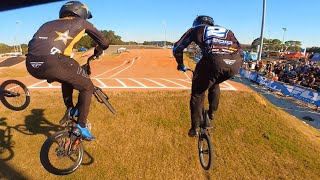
177,63,187,72
94,46,103,57
81,64,91,76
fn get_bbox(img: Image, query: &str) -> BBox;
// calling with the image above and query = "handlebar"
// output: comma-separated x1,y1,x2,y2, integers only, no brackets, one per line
82,55,99,76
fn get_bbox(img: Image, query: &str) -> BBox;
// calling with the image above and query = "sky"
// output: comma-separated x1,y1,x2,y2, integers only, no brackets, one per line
0,0,319,48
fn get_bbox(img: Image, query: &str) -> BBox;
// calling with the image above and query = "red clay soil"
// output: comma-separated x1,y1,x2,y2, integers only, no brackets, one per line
0,48,251,92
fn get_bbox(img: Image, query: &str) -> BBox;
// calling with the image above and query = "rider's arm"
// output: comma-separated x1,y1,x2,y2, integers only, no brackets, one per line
173,28,194,64
83,21,109,50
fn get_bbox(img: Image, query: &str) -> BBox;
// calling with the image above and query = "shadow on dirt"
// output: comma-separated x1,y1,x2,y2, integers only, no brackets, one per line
0,109,95,178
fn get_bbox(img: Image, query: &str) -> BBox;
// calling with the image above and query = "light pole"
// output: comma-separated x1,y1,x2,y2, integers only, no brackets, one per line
282,27,287,52
258,0,266,61
15,21,22,54
163,21,167,47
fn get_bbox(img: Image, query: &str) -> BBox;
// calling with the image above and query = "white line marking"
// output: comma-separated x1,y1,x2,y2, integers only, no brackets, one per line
108,57,138,78
115,78,127,87
160,78,188,88
48,83,53,88
224,81,237,90
28,86,235,90
28,80,47,88
94,78,108,88
94,61,127,78
184,72,191,80
128,78,147,87
144,78,167,87
176,79,192,84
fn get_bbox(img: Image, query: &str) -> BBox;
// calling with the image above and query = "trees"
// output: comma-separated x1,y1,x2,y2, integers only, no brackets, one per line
307,47,320,53
251,38,302,52
75,30,139,49
285,40,302,52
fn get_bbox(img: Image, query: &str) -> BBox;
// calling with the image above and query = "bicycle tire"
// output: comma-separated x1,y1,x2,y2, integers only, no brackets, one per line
94,88,116,114
198,131,213,170
40,131,84,175
0,80,30,111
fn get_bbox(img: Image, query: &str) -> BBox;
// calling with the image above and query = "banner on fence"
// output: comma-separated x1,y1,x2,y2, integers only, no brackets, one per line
239,69,257,81
256,75,282,91
281,84,320,106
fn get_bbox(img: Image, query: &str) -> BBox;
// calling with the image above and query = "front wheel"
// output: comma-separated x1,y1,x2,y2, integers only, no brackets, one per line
198,131,213,170
94,87,116,114
40,131,84,175
0,80,30,111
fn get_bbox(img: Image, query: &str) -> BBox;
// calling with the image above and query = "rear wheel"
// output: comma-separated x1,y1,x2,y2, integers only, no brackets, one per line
0,80,30,111
198,131,213,170
40,131,84,175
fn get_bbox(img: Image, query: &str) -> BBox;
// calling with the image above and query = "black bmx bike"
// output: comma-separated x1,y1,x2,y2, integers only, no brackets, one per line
0,79,30,111
40,55,116,175
186,68,213,170
198,108,213,170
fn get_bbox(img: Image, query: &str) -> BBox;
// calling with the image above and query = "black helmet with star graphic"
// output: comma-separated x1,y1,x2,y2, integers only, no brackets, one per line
59,1,92,19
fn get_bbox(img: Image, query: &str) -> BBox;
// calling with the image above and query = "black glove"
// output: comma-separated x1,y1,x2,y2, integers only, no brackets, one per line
177,63,187,72
94,46,103,57
81,64,91,76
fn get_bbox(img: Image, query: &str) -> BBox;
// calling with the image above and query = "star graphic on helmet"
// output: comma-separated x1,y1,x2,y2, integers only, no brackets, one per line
82,5,89,13
54,30,73,45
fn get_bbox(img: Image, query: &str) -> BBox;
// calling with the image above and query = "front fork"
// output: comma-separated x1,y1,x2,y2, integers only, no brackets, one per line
64,127,82,155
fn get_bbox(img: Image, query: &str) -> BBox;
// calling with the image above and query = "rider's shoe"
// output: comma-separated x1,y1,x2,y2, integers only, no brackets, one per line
204,118,214,129
188,128,198,137
207,110,215,120
76,124,95,139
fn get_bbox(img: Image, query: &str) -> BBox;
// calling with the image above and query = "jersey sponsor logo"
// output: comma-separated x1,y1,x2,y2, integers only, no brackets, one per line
39,36,48,40
223,59,236,65
54,30,73,45
204,26,229,40
50,47,61,55
211,38,233,46
30,62,44,68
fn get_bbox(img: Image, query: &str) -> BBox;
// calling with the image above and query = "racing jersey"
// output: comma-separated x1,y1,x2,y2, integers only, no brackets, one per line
28,16,109,57
173,25,242,64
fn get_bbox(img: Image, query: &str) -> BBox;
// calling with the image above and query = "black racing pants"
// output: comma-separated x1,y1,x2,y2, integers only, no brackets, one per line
190,54,242,129
26,54,94,127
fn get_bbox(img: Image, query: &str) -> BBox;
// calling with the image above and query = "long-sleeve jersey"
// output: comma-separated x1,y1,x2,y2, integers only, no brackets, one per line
28,16,109,57
173,25,242,64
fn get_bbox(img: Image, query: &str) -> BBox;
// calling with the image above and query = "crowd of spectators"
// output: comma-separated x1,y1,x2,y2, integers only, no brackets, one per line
246,59,320,91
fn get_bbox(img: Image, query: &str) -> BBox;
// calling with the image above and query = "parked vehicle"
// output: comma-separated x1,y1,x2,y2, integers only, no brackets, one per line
78,47,88,52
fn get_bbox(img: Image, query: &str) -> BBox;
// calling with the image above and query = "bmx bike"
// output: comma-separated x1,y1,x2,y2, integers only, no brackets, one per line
198,108,213,170
0,79,30,111
40,55,116,175
186,68,213,170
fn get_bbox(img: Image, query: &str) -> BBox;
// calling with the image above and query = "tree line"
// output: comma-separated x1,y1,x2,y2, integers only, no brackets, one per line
249,38,320,53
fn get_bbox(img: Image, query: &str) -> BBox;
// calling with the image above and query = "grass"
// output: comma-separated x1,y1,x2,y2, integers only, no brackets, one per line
0,67,29,78
0,90,319,179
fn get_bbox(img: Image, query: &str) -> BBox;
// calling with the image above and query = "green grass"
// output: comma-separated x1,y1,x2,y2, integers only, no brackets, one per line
0,90,319,179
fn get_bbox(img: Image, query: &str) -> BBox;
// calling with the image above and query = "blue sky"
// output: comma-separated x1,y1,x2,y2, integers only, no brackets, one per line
1,0,319,48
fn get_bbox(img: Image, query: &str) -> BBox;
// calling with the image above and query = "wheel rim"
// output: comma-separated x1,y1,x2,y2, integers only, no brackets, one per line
198,134,212,170
1,81,29,110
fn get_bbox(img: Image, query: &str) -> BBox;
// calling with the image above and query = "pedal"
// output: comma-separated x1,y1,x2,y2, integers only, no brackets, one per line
83,137,93,142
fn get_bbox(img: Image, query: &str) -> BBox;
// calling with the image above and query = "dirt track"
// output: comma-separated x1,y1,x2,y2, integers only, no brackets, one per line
0,48,250,91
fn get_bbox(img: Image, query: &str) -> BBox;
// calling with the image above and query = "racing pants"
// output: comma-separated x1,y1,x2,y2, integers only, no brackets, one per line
190,53,242,130
26,54,94,127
